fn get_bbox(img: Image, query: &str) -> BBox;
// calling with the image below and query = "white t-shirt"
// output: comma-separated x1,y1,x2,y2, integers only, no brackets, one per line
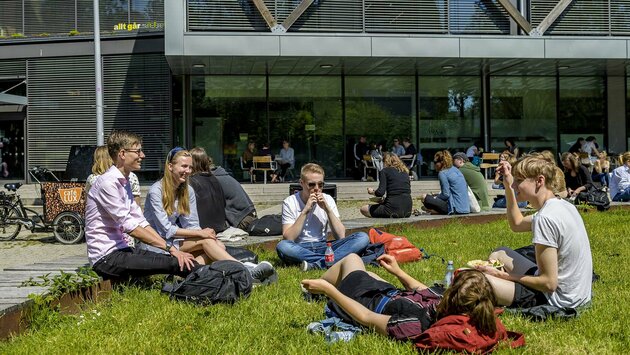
531,198,592,308
282,192,340,243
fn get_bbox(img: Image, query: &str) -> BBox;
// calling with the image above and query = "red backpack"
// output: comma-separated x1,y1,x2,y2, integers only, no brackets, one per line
368,228,422,263
414,313,525,354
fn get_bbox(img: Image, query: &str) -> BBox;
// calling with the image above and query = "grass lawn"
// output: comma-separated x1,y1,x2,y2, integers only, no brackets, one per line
1,209,629,354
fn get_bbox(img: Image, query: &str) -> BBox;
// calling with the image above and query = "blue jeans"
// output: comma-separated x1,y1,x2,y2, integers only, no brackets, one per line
276,232,369,269
612,188,630,202
493,196,528,208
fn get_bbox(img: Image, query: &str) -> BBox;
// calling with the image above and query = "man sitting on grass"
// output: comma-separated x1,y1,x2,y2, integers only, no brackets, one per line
277,163,369,271
475,156,593,311
85,130,196,279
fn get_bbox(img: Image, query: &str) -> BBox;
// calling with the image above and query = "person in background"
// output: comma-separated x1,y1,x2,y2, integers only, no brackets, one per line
492,151,514,189
360,152,412,218
353,136,369,179
257,141,277,182
466,141,480,160
582,136,600,165
610,151,630,202
273,140,295,183
531,150,568,198
391,138,405,157
400,137,417,159
188,147,228,233
452,152,490,211
241,141,256,182
277,163,369,271
141,147,276,283
420,150,470,215
592,151,610,188
504,138,520,158
561,152,593,200
209,156,258,231
568,137,584,154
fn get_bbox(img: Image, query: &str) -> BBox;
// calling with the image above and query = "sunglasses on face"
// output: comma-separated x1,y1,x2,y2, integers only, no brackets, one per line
307,182,324,189
125,148,144,154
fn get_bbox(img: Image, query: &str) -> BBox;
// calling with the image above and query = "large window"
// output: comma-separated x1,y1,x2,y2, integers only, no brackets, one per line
490,77,557,155
345,76,415,176
190,76,266,180
418,76,480,175
558,77,606,153
268,76,342,177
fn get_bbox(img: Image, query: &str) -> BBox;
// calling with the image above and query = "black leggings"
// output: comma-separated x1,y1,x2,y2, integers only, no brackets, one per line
92,248,195,280
423,195,449,215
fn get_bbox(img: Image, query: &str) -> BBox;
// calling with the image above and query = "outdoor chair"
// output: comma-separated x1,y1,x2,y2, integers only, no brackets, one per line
240,156,253,183
480,152,500,179
401,154,417,180
252,156,277,184
363,154,379,182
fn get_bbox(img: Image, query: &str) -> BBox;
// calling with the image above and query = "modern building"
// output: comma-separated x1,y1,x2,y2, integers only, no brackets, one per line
1,0,630,181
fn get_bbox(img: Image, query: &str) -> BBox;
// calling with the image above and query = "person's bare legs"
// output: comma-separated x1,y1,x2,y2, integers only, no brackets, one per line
320,254,367,287
359,205,371,217
180,238,237,263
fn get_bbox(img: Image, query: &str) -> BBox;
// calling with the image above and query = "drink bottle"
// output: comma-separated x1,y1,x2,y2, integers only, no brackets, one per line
324,242,335,268
444,260,455,287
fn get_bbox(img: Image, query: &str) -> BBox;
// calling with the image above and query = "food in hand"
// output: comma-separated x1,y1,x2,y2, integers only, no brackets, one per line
467,259,504,269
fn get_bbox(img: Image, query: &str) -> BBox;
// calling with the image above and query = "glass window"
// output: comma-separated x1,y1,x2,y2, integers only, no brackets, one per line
490,77,557,156
345,76,415,177
268,76,342,177
627,77,630,151
418,76,480,175
190,76,266,181
558,77,606,153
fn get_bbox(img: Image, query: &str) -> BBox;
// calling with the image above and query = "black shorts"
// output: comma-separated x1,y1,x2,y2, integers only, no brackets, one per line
511,266,548,308
326,270,397,325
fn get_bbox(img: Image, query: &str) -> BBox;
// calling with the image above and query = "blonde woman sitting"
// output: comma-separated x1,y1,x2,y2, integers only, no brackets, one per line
360,152,412,218
141,147,276,282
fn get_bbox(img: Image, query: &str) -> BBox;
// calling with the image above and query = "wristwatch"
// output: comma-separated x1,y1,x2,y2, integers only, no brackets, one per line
163,239,173,253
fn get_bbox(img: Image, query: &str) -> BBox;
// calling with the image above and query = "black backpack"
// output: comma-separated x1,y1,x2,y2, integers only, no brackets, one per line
576,187,610,211
248,214,283,236
163,260,253,305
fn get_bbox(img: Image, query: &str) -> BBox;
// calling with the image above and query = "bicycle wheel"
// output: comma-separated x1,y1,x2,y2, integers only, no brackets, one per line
0,203,22,241
52,211,85,244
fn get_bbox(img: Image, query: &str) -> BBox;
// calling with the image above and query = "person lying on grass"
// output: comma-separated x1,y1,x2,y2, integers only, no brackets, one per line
475,156,593,310
301,253,500,342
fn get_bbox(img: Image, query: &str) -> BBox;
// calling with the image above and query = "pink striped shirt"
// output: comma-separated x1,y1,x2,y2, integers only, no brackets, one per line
85,165,149,265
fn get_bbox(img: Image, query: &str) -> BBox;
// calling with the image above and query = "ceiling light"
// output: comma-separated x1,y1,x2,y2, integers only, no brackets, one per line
192,64,205,68
441,65,455,70
319,64,333,69
558,65,570,70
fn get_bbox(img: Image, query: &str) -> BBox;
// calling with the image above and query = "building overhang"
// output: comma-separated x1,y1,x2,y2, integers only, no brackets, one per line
165,1,629,77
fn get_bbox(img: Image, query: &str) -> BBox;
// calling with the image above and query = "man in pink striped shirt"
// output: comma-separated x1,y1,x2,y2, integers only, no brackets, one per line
85,130,196,279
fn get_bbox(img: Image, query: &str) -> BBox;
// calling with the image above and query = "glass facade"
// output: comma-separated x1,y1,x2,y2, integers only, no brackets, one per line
419,76,480,175
558,77,606,152
269,76,342,177
345,76,415,175
490,77,557,155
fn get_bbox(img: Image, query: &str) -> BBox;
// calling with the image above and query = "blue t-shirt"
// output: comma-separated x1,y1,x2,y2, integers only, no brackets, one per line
436,166,470,214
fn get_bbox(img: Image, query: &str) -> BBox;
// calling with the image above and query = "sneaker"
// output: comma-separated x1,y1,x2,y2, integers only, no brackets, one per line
248,261,277,285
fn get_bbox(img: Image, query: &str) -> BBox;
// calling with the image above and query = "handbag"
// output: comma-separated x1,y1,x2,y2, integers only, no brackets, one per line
576,186,610,211
467,186,481,213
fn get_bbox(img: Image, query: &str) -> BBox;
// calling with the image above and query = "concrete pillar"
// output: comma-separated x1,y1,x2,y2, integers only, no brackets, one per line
607,76,627,153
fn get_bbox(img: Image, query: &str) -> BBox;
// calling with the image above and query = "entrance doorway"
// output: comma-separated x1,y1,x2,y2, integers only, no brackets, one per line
0,113,25,181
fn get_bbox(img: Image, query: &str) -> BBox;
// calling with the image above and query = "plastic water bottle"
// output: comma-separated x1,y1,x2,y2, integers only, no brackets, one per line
444,260,455,288
324,242,335,268
326,330,355,343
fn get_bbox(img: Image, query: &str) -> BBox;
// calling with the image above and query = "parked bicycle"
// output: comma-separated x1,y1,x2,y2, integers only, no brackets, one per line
0,167,85,244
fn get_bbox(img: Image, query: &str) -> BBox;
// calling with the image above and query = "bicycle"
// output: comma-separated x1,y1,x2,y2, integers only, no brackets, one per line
0,167,85,244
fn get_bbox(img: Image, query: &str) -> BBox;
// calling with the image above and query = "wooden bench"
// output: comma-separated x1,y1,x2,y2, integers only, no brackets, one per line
252,156,278,184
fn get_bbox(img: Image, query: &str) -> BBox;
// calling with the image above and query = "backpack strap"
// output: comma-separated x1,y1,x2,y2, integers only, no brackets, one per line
507,331,526,348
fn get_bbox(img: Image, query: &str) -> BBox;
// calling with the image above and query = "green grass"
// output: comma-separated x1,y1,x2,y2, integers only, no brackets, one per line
1,210,629,354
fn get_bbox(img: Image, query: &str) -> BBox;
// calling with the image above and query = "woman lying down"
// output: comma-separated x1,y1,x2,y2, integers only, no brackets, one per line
301,254,520,352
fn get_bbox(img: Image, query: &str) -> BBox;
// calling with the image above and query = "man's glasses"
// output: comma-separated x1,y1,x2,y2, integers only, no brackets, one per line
125,148,143,154
307,182,324,189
